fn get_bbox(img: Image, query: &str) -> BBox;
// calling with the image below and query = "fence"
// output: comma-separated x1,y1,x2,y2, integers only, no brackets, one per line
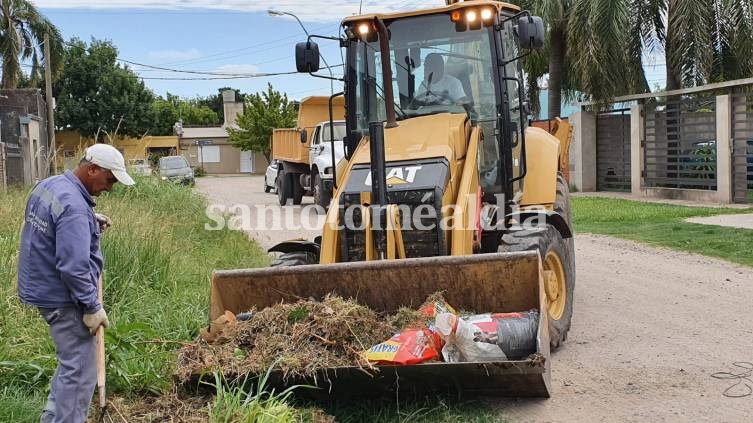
571,77,753,203
643,96,717,191
596,109,631,191
731,91,753,203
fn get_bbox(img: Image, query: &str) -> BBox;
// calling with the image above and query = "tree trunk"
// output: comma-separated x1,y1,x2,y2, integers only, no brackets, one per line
665,50,682,91
548,26,566,119
664,2,681,91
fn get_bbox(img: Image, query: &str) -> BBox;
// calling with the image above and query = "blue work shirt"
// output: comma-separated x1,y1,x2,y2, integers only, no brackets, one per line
18,171,103,313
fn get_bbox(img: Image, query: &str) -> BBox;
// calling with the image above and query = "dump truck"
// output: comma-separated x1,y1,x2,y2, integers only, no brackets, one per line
212,0,574,398
271,95,346,207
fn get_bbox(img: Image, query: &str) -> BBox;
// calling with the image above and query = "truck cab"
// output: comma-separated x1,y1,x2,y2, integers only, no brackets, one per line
308,120,346,207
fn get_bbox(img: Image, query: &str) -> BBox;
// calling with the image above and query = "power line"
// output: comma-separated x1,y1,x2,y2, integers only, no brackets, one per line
157,23,340,67
118,58,266,76
139,74,295,80
119,57,342,79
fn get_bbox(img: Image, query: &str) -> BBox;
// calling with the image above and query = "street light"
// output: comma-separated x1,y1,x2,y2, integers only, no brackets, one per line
267,9,334,94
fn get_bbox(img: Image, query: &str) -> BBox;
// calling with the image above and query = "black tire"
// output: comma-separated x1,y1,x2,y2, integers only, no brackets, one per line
291,173,304,205
264,177,271,193
498,173,575,350
271,251,319,267
312,174,331,211
276,171,292,206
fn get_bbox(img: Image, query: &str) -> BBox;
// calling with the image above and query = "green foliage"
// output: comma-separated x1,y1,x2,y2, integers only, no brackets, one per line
55,38,156,141
287,306,309,324
326,399,509,423
193,166,207,177
151,93,220,136
515,0,753,116
206,368,318,423
0,0,63,88
228,83,297,162
0,177,268,398
572,197,753,266
0,385,45,423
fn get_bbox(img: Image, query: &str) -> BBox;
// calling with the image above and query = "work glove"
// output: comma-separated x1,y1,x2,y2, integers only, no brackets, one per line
94,213,112,232
83,308,109,335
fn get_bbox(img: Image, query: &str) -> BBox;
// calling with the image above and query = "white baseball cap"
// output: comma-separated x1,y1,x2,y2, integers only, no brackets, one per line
84,144,135,186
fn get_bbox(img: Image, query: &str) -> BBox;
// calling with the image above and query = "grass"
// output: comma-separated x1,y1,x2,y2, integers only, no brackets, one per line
324,399,507,423
0,177,268,421
3,178,748,422
0,177,510,423
572,197,753,266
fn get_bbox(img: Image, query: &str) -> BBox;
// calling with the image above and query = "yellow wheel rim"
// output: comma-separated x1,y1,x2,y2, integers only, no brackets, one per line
543,251,567,321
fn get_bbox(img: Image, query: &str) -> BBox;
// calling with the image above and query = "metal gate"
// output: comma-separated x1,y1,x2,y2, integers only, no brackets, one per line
4,141,25,185
732,92,753,203
596,110,631,191
643,97,717,190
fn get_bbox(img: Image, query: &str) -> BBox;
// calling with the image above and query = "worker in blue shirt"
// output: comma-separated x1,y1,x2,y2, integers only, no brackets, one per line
18,143,134,423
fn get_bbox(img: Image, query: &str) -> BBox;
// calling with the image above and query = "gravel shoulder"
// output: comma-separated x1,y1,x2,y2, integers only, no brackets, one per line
197,176,753,423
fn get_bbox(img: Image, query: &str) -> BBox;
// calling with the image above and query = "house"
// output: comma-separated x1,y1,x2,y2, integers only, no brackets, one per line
0,89,50,188
55,89,265,175
178,90,267,174
55,131,179,170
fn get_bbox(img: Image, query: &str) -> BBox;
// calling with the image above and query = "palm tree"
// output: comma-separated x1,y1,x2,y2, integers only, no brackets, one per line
515,0,572,118
0,0,63,89
519,0,753,118
664,0,753,90
521,0,649,118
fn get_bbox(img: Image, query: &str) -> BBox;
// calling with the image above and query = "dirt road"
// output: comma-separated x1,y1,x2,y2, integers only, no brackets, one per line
197,176,753,423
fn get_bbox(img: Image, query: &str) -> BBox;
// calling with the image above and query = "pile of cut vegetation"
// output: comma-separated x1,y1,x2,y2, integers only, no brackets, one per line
176,295,398,383
86,391,335,423
87,393,209,423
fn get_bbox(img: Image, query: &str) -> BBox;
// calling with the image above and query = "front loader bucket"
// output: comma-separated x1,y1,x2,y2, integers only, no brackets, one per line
210,251,551,398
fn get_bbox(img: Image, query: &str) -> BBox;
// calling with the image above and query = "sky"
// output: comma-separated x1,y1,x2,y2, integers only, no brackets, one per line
34,0,667,104
35,0,446,101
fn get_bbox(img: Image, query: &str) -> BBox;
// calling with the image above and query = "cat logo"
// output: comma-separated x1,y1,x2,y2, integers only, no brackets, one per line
365,165,422,186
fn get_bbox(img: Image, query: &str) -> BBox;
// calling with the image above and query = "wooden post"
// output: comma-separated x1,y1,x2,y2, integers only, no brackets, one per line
95,274,106,409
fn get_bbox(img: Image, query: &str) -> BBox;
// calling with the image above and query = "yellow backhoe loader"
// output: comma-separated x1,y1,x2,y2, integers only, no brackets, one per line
211,0,574,398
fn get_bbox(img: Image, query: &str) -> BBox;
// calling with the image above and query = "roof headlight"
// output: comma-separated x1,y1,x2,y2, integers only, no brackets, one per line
465,10,477,23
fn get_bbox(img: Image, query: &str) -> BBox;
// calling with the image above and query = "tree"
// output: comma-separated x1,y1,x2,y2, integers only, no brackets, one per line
151,93,219,136
55,38,156,141
517,0,753,118
663,0,753,90
227,83,296,162
195,87,245,123
0,0,63,88
519,0,647,118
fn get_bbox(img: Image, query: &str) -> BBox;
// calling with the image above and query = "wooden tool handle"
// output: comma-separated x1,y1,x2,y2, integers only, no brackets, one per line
96,274,106,409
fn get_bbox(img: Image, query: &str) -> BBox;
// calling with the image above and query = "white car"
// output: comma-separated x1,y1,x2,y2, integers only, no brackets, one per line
264,159,279,193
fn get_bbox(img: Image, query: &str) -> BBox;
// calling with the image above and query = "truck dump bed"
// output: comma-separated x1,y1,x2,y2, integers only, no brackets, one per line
271,95,345,164
210,251,551,398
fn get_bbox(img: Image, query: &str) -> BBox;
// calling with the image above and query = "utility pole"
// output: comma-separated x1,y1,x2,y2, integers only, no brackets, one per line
268,10,335,96
44,33,56,176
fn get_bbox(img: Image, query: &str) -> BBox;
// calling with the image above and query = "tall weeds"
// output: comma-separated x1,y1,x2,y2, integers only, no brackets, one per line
0,176,268,401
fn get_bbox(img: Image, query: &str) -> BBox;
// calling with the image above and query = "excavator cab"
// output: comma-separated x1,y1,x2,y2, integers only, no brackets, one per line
335,7,543,201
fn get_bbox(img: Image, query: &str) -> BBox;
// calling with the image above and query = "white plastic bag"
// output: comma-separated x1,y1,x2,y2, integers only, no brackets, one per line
435,313,508,362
